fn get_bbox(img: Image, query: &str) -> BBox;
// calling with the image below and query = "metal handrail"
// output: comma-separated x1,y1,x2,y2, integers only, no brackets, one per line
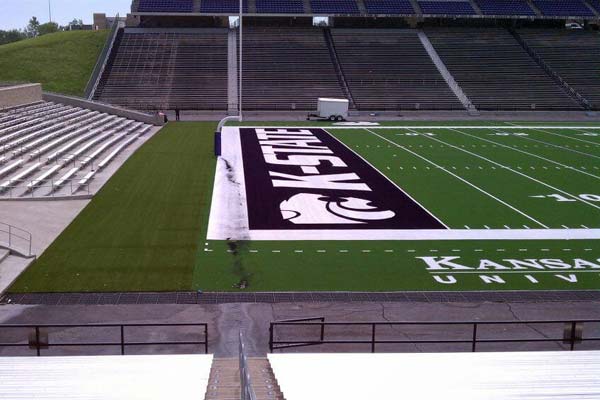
0,322,209,356
0,221,32,257
269,319,600,353
239,331,257,400
84,15,121,99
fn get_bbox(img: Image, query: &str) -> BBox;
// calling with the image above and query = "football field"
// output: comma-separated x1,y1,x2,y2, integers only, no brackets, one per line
9,122,600,294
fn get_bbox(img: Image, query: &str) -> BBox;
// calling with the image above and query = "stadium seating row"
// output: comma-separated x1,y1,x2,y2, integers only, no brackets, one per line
0,101,152,197
94,29,228,111
135,0,600,16
517,29,600,109
94,27,595,112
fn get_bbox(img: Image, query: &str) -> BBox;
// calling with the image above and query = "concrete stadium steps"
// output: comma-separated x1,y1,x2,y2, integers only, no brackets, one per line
0,101,152,198
240,27,346,111
517,29,600,110
424,27,582,111
94,28,229,111
205,358,284,400
330,28,464,111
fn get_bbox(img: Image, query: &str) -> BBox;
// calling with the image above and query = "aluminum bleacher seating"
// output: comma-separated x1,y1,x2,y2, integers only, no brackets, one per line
425,28,581,110
94,28,228,111
241,27,346,110
474,0,536,15
0,101,152,197
532,0,594,16
310,0,360,14
200,0,249,13
418,0,475,15
331,29,463,110
256,0,305,13
518,29,600,109
138,0,193,12
364,0,415,14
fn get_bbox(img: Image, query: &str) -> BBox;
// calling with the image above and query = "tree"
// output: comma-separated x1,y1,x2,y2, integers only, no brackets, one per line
69,18,84,27
0,29,26,45
38,22,59,36
25,16,40,37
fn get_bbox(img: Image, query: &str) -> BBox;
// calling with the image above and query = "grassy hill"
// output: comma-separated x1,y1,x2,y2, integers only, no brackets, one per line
0,30,108,96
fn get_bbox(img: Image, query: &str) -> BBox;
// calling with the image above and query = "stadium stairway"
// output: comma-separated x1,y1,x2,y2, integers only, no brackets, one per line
526,0,543,15
509,28,592,110
323,28,357,110
205,357,284,400
417,30,476,113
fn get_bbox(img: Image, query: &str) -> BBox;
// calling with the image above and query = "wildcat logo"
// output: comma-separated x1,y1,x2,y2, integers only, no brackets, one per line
280,193,395,224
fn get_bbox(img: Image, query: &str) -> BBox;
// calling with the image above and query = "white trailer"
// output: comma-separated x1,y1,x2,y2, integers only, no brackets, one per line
307,98,349,121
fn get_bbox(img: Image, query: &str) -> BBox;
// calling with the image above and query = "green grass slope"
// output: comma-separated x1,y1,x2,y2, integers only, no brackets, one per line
0,30,108,96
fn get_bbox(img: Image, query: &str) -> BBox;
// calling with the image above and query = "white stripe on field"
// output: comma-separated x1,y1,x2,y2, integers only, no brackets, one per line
363,128,548,228
401,128,600,211
448,128,600,181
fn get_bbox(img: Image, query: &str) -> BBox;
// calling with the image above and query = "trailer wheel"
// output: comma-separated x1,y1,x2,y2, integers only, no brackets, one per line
335,115,344,121
328,115,336,121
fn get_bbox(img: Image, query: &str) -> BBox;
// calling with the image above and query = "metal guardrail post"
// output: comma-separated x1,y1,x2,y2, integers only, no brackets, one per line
371,324,376,353
120,325,125,355
472,323,478,352
239,331,257,400
204,324,209,354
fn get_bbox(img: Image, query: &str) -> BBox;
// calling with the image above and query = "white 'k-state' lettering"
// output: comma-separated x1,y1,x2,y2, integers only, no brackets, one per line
256,128,371,192
269,171,371,191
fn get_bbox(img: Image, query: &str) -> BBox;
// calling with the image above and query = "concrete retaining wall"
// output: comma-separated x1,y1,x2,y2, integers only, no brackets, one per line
0,84,43,110
43,92,165,126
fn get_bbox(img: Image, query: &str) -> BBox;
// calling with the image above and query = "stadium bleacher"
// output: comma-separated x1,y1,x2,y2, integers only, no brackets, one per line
200,0,249,13
518,29,600,109
425,27,581,110
588,0,600,13
364,0,415,14
331,29,463,110
474,0,536,16
94,28,228,111
0,101,152,197
418,0,476,15
532,0,595,16
137,0,193,12
241,27,345,110
256,0,305,13
310,0,361,14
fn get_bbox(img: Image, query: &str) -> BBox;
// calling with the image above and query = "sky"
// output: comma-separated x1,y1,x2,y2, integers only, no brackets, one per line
0,0,131,30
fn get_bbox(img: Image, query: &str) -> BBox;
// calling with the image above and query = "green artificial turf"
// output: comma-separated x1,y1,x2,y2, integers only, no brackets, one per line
10,122,216,292
0,30,108,96
9,122,600,293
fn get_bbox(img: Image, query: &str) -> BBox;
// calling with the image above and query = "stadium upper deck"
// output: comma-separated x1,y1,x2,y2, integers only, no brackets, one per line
131,0,600,19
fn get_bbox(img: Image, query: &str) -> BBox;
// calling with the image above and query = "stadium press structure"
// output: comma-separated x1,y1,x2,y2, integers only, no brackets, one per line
2,0,600,399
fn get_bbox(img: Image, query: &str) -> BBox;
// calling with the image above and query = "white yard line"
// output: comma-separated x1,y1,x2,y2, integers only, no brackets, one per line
502,127,600,161
448,128,600,181
400,128,600,212
504,122,600,148
362,128,548,228
324,128,450,229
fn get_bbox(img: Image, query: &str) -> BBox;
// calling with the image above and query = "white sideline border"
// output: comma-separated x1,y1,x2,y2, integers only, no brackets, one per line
233,125,600,130
206,127,600,241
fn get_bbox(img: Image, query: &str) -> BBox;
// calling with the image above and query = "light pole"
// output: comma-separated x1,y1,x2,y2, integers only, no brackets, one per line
238,0,243,121
48,0,52,22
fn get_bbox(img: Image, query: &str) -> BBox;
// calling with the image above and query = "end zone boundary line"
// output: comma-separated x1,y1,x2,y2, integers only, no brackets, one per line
232,126,600,130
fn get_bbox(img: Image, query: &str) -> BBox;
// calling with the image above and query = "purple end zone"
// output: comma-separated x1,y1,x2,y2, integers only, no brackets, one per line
239,127,445,230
